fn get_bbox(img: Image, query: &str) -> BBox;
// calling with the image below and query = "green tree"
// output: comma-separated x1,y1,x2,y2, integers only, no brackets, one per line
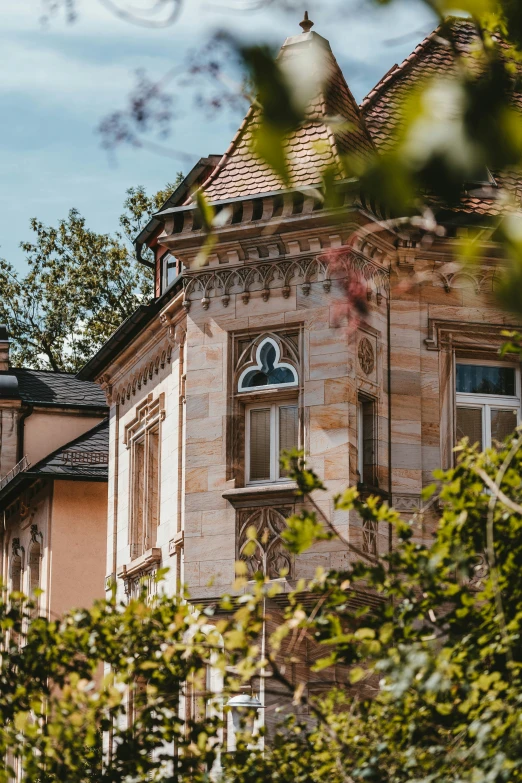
0,177,182,372
3,436,522,781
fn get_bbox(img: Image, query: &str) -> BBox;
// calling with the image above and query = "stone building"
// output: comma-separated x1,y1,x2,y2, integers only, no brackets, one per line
0,328,109,619
78,18,521,724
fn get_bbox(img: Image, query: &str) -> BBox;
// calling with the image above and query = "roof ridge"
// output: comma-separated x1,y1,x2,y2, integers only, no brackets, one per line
29,417,109,472
186,106,256,205
324,47,376,168
191,36,375,203
361,24,442,111
13,367,77,377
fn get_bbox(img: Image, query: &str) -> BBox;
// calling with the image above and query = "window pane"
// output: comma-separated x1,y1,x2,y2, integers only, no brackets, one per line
491,408,518,444
456,364,515,395
456,407,483,449
133,440,145,559
148,429,160,549
162,253,178,290
360,398,376,486
250,408,271,481
279,405,298,477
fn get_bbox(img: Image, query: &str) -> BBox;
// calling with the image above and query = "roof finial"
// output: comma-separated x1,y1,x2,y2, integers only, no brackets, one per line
299,10,314,33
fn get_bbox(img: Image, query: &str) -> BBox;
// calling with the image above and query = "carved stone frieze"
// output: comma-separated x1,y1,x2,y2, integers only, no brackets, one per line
434,267,498,294
113,343,174,406
182,250,389,311
237,506,294,579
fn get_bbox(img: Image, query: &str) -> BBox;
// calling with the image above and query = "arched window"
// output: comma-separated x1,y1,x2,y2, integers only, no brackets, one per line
11,553,22,594
238,337,298,392
28,543,41,617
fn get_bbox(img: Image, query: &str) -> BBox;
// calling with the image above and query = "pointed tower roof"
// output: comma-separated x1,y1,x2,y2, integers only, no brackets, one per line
193,16,375,203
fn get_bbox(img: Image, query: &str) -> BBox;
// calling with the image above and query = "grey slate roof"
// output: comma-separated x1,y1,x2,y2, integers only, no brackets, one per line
0,368,107,408
30,418,109,480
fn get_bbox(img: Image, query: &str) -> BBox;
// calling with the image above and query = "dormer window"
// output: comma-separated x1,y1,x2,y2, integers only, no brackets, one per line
161,252,178,293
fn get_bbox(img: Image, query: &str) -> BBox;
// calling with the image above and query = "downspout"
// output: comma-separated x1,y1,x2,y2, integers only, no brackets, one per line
111,402,120,583
176,337,186,588
17,405,33,462
108,400,120,768
387,287,393,553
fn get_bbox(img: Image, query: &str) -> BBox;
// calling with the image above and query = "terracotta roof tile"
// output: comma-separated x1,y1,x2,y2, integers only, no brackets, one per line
191,31,375,203
361,19,522,217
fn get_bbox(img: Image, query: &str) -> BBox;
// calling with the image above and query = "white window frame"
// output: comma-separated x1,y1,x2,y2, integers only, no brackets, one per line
245,401,298,485
455,359,521,449
161,252,178,293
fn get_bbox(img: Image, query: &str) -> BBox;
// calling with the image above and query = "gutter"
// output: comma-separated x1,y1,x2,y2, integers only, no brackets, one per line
134,156,221,266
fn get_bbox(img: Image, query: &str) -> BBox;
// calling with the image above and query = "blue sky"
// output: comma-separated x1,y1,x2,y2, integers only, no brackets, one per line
0,0,435,272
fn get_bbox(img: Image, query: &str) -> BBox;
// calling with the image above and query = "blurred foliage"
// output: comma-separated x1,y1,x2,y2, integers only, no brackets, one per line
5,434,522,781
0,177,182,372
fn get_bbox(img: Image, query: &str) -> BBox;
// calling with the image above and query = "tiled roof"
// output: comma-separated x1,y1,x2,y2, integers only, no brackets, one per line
4,368,107,408
195,31,375,202
360,19,522,217
30,418,109,480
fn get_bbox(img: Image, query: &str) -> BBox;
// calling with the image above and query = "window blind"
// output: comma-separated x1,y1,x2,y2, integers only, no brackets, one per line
250,408,271,481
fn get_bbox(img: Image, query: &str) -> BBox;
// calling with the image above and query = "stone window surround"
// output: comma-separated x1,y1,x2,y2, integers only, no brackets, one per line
227,328,303,488
425,319,522,469
124,393,165,563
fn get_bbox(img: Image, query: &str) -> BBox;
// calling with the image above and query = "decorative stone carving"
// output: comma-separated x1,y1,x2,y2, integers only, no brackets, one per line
123,393,165,447
237,506,293,579
362,518,378,556
182,249,389,311
358,337,375,376
425,319,520,353
235,331,300,389
392,494,422,512
115,342,173,405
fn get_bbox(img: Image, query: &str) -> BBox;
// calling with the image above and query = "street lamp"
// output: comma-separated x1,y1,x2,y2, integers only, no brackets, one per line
226,693,264,749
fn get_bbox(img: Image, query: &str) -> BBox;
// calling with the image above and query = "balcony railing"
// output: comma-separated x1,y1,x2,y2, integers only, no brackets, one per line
0,455,30,492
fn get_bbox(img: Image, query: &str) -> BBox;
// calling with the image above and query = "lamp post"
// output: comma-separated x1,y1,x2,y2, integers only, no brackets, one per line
226,693,264,750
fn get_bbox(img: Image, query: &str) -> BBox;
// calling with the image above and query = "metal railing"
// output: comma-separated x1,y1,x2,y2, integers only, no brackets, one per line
0,455,30,492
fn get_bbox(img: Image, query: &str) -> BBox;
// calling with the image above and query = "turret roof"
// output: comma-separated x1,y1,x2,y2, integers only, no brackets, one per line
191,25,375,202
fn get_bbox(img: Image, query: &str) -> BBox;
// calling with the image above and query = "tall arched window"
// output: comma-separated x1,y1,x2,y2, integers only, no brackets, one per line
28,543,41,617
11,553,22,594
238,336,299,485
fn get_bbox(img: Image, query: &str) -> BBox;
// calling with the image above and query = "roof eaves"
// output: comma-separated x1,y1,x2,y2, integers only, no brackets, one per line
28,417,109,472
187,107,257,206
134,156,221,258
77,280,183,382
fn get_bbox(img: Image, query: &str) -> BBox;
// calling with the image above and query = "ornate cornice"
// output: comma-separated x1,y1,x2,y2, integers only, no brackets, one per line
108,324,185,407
182,249,390,311
424,318,521,351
